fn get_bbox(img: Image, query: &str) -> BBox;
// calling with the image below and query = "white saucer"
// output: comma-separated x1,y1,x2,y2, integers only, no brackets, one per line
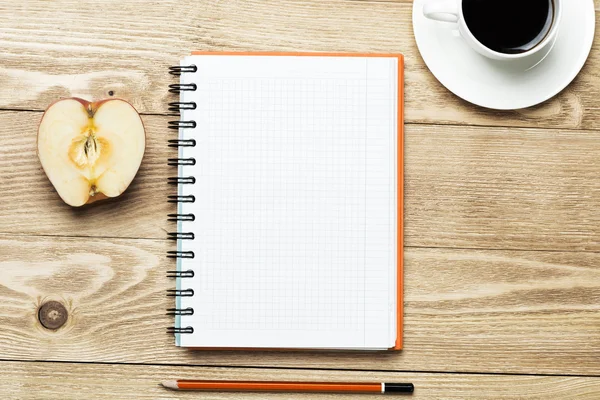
413,0,596,110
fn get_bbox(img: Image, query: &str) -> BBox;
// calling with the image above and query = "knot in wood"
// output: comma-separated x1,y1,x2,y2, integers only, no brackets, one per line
38,301,68,330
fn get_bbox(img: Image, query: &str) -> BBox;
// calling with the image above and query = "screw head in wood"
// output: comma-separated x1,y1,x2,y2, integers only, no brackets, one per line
38,301,68,330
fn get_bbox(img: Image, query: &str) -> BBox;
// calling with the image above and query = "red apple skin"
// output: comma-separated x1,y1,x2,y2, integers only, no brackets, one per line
37,97,146,207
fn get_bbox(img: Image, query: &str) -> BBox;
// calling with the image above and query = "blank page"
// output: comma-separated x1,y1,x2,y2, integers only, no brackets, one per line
176,55,399,349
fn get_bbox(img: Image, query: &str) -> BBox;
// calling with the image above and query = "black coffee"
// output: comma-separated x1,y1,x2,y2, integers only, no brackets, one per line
462,0,554,54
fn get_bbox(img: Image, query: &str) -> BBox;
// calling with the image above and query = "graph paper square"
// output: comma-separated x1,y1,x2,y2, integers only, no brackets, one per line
177,55,398,349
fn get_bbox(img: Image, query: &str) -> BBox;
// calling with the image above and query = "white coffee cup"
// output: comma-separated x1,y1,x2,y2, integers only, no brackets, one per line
423,0,562,61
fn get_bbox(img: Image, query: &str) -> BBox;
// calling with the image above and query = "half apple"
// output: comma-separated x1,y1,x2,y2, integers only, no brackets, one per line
38,98,146,207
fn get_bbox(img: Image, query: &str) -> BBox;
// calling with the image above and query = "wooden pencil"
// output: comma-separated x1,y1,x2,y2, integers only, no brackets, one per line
161,380,414,394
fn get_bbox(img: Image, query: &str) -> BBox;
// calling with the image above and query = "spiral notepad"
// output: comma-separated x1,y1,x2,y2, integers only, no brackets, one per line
168,52,404,350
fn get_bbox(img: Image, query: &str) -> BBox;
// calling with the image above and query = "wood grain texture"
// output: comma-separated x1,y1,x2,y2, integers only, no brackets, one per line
404,124,600,251
1,0,600,393
0,111,174,239
0,0,599,129
354,0,600,6
0,235,598,375
2,361,600,400
3,111,600,252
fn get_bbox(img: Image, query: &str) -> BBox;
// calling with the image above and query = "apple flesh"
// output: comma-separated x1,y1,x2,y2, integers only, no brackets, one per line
37,98,145,207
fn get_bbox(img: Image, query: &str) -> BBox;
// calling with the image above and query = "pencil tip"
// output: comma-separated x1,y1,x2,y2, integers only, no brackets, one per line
161,380,178,390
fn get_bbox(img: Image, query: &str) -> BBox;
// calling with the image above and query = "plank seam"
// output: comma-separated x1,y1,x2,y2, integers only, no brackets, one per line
2,232,600,255
0,359,598,378
2,107,600,133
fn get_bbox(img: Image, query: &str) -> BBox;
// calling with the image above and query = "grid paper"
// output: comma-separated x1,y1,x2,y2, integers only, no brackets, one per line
177,55,398,349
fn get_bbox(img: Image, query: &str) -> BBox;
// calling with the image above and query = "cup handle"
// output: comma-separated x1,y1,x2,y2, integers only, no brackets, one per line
423,0,459,23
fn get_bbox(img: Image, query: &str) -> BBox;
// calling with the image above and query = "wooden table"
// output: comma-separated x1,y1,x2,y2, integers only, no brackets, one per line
1,0,599,398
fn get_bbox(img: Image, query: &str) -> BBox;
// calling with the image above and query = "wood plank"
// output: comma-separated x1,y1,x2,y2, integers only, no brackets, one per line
2,361,600,400
404,124,600,251
0,0,599,129
354,0,600,6
1,235,598,375
0,111,175,239
3,110,600,252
